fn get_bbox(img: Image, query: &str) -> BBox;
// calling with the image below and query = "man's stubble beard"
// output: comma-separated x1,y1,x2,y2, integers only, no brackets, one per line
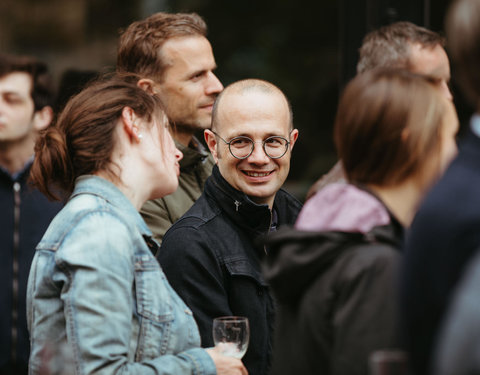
170,116,212,138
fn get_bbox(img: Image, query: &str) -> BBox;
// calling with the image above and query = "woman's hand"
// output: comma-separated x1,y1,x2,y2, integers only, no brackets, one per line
206,347,248,375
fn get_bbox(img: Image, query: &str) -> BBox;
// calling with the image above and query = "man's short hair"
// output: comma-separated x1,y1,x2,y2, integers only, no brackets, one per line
117,12,207,81
356,21,446,74
0,53,54,111
446,0,480,106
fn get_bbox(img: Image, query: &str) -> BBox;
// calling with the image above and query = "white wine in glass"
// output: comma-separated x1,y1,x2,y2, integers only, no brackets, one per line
212,316,249,359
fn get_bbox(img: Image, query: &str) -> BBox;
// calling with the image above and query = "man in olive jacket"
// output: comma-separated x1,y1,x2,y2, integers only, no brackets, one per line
117,12,222,243
159,79,302,375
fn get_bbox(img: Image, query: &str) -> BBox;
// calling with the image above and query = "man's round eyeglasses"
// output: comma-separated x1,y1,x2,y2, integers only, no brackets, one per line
212,131,291,160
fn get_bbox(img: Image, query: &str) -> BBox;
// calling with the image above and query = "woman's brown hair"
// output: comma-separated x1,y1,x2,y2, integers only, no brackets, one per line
30,74,164,200
335,68,448,187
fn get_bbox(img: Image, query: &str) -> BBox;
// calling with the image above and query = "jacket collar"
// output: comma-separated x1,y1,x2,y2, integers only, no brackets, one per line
0,155,34,182
71,175,154,241
264,202,403,305
175,136,209,172
358,184,404,246
205,165,301,237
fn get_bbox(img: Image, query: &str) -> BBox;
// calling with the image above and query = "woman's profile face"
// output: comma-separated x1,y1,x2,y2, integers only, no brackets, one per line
140,112,183,200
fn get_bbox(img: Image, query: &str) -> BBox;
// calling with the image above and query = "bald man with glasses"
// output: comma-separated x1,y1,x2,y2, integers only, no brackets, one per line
158,79,302,375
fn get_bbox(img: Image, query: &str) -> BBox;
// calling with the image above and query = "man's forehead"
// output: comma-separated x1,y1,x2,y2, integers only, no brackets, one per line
0,71,33,96
216,91,290,133
221,90,287,114
224,87,287,107
408,43,450,77
160,36,214,68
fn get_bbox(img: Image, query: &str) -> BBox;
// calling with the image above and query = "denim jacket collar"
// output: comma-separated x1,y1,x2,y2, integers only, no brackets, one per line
72,175,154,239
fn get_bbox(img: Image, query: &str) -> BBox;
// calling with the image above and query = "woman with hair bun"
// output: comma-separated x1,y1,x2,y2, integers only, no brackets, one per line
27,75,247,375
263,69,459,375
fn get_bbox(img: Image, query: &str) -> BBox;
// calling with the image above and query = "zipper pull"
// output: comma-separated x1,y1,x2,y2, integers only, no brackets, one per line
13,182,21,205
234,200,241,212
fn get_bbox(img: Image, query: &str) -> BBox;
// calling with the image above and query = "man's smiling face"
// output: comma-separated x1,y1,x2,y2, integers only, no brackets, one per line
206,88,298,208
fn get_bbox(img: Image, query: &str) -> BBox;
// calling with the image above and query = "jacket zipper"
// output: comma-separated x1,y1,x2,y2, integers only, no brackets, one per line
11,181,20,364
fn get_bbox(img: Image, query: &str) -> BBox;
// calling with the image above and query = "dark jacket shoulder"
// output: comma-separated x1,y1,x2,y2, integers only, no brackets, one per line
263,184,403,375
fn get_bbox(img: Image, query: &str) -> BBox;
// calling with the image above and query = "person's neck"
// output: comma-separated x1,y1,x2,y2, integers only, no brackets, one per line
0,137,35,175
367,180,423,228
95,168,148,211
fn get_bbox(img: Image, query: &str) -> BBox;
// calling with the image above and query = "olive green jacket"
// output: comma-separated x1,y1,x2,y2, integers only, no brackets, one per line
141,137,215,245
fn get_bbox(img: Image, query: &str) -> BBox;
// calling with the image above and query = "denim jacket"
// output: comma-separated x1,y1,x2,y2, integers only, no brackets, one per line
27,175,216,375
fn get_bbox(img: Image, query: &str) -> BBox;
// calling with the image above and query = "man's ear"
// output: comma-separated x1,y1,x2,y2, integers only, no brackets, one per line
289,128,299,150
137,78,158,94
33,106,54,131
204,129,219,163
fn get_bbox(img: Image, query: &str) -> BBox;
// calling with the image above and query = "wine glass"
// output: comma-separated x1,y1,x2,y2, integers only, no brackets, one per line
212,316,250,359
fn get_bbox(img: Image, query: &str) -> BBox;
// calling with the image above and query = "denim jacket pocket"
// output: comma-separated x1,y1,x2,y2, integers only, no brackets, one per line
134,254,174,359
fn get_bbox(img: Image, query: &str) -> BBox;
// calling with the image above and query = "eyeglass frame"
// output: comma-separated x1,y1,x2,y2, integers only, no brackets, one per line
211,130,292,160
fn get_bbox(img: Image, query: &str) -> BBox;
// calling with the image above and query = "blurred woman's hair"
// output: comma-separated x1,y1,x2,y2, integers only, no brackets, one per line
335,68,448,187
30,74,165,200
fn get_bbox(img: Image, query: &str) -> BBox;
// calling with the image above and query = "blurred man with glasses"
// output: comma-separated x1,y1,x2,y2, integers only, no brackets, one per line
158,79,301,375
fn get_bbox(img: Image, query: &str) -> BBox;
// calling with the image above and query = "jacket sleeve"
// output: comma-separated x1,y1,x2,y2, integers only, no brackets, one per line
31,211,216,375
140,198,172,245
159,223,232,348
330,244,402,375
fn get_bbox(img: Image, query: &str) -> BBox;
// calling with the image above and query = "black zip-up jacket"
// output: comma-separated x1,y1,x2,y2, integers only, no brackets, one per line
0,163,62,374
158,165,302,375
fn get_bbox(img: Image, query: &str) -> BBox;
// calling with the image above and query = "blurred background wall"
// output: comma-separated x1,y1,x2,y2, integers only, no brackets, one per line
0,0,467,200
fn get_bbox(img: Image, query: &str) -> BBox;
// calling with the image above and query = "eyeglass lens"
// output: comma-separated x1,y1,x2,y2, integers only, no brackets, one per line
229,136,288,159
